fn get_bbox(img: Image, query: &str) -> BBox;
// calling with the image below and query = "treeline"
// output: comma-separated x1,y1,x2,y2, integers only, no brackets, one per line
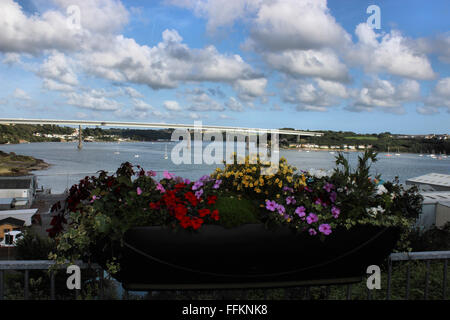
281,130,450,154
0,124,74,144
83,128,173,141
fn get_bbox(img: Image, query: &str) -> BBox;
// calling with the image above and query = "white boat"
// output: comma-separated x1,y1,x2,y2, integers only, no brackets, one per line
329,151,335,154
114,151,120,155
164,144,168,160
134,154,140,158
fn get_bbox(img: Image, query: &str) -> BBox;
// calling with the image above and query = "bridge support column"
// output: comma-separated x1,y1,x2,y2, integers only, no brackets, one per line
187,130,191,150
78,125,82,150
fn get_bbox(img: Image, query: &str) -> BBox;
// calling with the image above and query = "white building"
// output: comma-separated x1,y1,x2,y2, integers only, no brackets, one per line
0,176,37,208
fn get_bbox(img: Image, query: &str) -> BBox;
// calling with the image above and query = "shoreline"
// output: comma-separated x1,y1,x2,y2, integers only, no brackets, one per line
0,150,50,176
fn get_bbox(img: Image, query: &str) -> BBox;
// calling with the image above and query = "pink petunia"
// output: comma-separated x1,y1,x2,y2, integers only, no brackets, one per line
306,213,318,224
163,171,174,179
136,187,142,195
319,224,332,235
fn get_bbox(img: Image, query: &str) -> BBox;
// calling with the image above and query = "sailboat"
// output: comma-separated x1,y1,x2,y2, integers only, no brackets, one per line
164,144,168,160
385,146,392,157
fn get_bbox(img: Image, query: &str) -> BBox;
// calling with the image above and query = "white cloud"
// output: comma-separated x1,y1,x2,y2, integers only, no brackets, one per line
419,77,450,114
282,78,348,112
233,78,267,101
246,0,350,52
348,24,436,80
132,99,153,111
43,79,75,92
124,87,144,98
64,91,122,111
347,78,420,114
13,88,31,100
38,52,78,86
163,100,182,111
225,97,243,112
264,49,349,82
2,52,21,65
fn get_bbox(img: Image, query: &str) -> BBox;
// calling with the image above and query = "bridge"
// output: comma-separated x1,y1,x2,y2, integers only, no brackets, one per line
0,118,323,149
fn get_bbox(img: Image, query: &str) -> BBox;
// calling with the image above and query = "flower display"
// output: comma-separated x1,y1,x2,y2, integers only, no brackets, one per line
47,151,423,276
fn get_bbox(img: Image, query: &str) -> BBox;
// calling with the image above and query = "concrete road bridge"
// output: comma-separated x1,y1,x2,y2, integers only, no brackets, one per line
0,118,323,149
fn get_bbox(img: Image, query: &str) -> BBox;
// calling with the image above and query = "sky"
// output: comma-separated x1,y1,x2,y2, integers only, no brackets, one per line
0,0,449,134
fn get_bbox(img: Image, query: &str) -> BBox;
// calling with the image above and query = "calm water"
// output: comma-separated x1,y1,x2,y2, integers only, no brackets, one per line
1,142,449,193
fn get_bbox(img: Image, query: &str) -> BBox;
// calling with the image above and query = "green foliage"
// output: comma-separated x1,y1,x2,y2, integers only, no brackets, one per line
212,195,259,228
15,230,56,260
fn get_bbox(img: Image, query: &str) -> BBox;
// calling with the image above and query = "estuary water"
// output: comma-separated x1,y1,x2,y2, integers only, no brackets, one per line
1,141,449,193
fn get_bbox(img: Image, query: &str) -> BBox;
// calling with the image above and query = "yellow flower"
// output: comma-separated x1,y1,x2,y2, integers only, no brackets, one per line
278,181,283,188
276,194,280,198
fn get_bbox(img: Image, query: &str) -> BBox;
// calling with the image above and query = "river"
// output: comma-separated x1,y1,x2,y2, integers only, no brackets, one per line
0,141,449,193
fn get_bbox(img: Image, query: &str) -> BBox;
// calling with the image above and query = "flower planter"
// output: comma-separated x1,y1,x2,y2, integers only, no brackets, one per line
100,224,401,290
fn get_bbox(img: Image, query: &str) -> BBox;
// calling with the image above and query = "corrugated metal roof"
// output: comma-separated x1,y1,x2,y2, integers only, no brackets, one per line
406,173,450,188
0,177,33,189
421,192,450,204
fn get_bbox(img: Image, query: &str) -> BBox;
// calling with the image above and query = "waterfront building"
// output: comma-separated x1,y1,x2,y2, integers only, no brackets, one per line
406,173,450,191
0,176,37,208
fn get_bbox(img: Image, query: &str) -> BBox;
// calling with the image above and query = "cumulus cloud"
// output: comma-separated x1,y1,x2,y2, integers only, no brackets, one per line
282,78,348,112
419,77,450,114
13,88,31,100
264,49,349,82
246,0,350,52
38,52,78,86
124,87,144,98
79,29,258,90
346,78,420,114
347,24,436,80
132,98,153,111
225,97,243,112
233,78,267,102
64,91,122,111
163,100,182,111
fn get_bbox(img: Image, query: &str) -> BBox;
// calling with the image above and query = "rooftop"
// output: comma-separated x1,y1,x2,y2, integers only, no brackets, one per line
0,176,34,190
406,173,450,190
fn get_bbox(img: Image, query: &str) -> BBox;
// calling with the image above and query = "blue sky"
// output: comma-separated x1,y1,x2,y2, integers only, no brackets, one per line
0,0,449,134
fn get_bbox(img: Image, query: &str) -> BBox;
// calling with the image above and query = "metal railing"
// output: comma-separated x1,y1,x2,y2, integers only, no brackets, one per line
0,260,102,300
0,251,449,300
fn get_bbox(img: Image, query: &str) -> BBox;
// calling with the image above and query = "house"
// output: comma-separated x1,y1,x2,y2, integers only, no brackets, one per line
0,209,37,227
416,191,450,230
0,217,25,240
406,173,450,191
0,176,37,208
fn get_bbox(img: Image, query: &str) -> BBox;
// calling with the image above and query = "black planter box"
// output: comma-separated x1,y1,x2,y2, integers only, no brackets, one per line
108,224,401,290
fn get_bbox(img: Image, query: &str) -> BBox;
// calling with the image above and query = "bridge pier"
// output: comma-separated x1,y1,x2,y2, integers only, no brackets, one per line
78,125,82,150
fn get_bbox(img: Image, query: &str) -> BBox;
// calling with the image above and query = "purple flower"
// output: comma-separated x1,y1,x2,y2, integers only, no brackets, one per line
277,204,286,215
199,175,211,182
266,200,278,212
319,224,332,235
286,196,296,205
163,171,174,179
331,206,340,219
90,195,99,203
330,191,337,203
136,187,142,195
309,228,317,236
283,214,291,220
192,180,204,191
295,206,306,218
323,182,334,193
145,170,156,177
156,183,165,193
315,198,322,206
306,213,318,224
184,178,191,184
213,179,222,189
283,186,294,193
195,189,204,199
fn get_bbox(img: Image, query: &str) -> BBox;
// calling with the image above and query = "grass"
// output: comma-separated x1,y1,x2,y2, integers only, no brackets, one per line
0,150,48,175
344,136,379,141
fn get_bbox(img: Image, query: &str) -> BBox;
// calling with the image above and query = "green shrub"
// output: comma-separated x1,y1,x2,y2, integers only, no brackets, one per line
213,196,259,228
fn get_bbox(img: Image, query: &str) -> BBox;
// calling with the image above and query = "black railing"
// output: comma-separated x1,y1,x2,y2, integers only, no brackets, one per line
0,251,449,300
